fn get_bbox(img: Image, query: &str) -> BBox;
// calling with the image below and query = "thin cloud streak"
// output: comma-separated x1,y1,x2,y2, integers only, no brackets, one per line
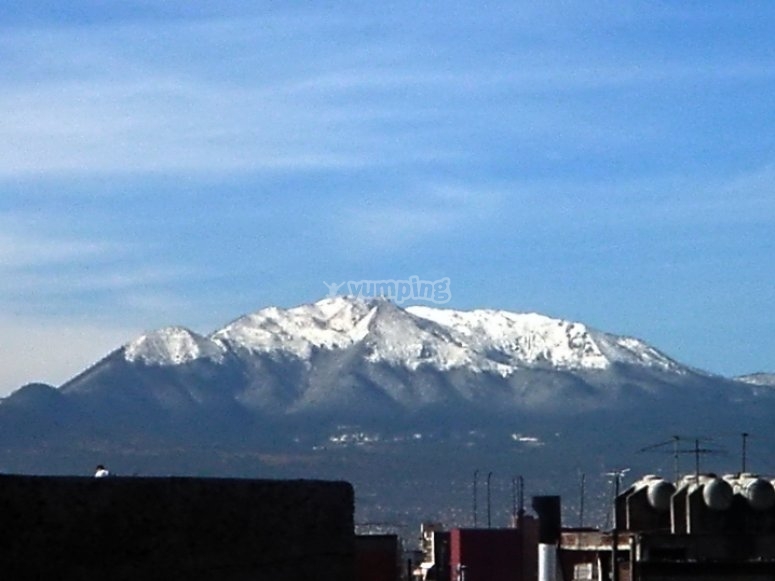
3,7,772,177
338,184,503,251
0,2,773,384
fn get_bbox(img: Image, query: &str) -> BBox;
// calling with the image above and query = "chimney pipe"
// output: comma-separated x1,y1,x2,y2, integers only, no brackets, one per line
532,496,561,581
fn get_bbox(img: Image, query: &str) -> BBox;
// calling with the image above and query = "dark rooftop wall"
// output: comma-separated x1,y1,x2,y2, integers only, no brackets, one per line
451,529,524,581
355,535,400,581
0,474,354,581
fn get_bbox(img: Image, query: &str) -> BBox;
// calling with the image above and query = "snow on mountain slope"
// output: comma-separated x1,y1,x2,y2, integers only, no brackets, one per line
353,299,477,371
124,327,225,365
406,305,683,373
590,333,683,372
211,296,375,358
407,307,609,370
121,296,687,375
737,373,775,387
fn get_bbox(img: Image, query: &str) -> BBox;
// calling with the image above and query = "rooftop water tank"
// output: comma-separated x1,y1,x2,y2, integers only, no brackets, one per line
731,476,775,511
702,477,733,511
646,479,676,512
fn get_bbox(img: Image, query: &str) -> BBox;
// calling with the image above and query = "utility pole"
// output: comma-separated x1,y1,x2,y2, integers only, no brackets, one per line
472,470,479,528
486,472,493,528
511,477,517,522
605,469,629,581
694,439,700,479
672,435,680,484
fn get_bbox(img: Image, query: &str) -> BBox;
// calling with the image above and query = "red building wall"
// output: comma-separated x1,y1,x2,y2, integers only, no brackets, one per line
356,534,400,581
449,522,537,581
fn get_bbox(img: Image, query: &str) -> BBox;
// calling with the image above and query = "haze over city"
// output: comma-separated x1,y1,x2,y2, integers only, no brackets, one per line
1,1,773,396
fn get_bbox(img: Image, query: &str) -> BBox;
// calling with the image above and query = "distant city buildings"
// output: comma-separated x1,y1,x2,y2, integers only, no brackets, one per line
357,472,775,581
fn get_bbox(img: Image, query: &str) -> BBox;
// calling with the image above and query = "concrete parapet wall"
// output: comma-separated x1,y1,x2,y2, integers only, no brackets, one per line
0,474,354,581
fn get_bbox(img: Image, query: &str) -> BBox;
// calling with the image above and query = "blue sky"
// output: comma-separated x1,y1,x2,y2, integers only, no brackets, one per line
1,1,773,394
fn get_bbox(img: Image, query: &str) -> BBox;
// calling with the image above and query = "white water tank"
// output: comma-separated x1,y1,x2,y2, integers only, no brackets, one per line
702,477,733,511
646,479,675,512
728,475,775,511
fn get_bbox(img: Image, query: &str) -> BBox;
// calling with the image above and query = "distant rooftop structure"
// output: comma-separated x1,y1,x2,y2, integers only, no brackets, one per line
558,473,775,581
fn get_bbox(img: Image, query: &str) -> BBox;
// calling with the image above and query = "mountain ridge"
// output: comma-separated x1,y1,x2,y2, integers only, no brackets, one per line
112,295,694,376
2,296,774,529
3,295,762,423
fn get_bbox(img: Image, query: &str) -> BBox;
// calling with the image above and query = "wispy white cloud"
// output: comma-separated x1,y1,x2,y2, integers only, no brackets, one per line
0,1,773,384
0,232,117,268
0,264,197,295
3,7,771,178
338,183,503,251
0,214,202,325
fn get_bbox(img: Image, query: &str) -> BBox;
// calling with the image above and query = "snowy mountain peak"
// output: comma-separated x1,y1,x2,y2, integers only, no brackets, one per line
122,297,685,376
406,306,612,370
207,297,683,375
124,326,225,366
211,295,379,358
736,373,775,387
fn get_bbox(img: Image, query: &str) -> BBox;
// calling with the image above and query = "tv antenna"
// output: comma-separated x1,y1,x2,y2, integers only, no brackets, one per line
638,435,724,482
511,475,525,522
603,468,630,530
604,466,630,581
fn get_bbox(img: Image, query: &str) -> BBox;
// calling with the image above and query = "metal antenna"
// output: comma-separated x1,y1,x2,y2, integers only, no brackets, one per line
742,432,750,473
604,468,629,581
579,472,586,528
638,435,723,481
486,471,493,528
672,435,680,483
694,439,700,478
638,435,681,482
603,468,630,527
473,470,479,528
511,477,520,521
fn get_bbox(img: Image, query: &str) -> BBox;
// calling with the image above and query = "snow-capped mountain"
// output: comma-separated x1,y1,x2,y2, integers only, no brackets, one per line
736,373,775,387
2,296,775,528
125,295,685,376
125,327,227,365
2,295,771,445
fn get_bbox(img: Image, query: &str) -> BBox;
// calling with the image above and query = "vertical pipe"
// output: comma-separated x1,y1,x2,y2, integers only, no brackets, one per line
473,470,479,528
511,477,517,522
612,473,621,581
538,544,557,581
673,435,680,484
694,439,700,479
579,472,586,528
486,471,493,528
533,496,561,581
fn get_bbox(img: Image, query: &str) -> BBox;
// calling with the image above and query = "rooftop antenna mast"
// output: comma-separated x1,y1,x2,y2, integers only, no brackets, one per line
602,468,630,529
742,432,750,473
638,435,723,482
486,472,493,528
637,436,681,483
604,468,630,581
511,477,517,521
472,470,479,528
578,472,586,528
